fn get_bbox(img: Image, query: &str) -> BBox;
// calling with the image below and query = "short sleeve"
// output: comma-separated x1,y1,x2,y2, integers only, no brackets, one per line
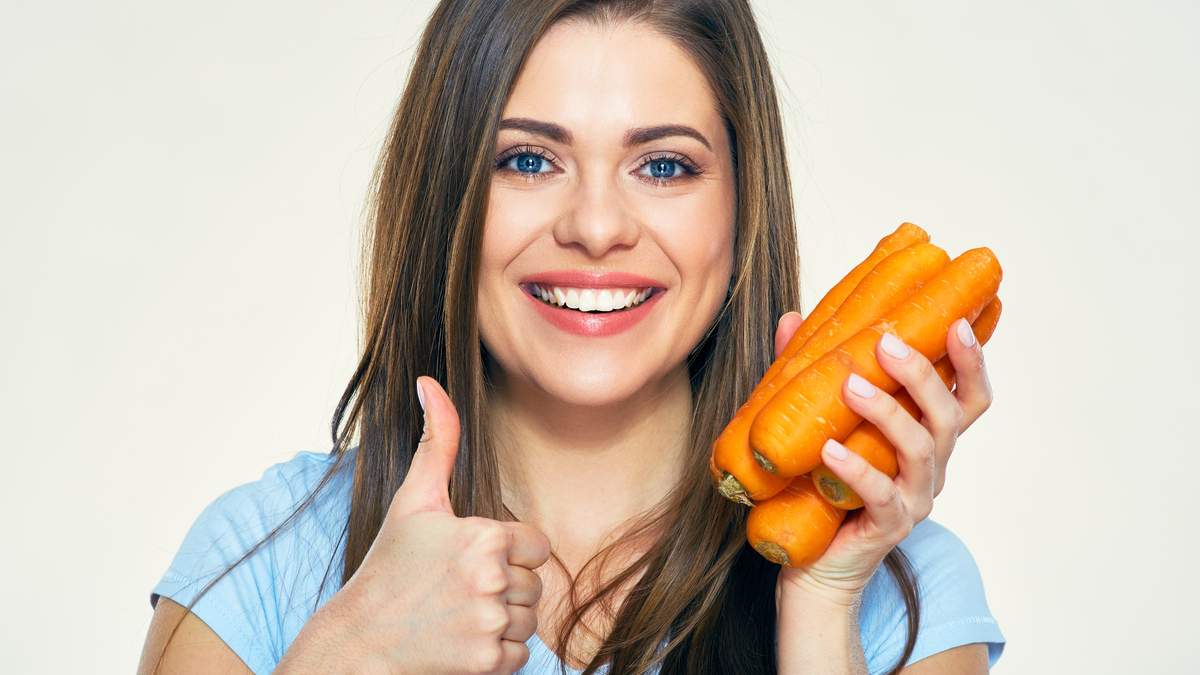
860,519,1006,673
149,450,350,675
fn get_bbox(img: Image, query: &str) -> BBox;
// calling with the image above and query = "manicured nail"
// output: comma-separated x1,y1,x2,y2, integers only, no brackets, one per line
847,372,876,398
880,332,911,359
956,318,976,347
416,379,427,412
823,438,849,461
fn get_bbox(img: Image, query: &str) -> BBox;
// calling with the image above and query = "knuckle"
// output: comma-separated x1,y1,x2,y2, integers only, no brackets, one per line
470,643,504,673
465,518,509,551
979,389,994,412
867,485,900,511
475,564,508,595
910,354,936,381
476,601,510,635
916,434,936,462
876,393,901,418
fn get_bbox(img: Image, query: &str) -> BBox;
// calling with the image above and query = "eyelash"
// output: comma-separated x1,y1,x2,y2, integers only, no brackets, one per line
493,144,705,186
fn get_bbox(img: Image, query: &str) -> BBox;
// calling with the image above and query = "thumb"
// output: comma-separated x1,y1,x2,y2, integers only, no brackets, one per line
391,376,462,516
774,311,806,360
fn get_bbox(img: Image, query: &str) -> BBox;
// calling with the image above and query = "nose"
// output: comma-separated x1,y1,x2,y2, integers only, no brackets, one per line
552,174,641,258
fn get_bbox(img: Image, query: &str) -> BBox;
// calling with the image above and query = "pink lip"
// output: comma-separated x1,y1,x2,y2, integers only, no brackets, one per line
521,285,665,337
518,269,666,289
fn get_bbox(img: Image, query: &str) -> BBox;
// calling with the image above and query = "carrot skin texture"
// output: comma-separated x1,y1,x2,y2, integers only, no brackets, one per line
749,248,1003,478
811,296,1003,508
712,241,948,503
775,223,929,363
746,474,847,568
710,223,928,503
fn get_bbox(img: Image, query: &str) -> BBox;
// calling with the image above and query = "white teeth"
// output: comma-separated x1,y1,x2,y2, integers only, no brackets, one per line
597,289,614,311
579,289,596,311
529,284,657,312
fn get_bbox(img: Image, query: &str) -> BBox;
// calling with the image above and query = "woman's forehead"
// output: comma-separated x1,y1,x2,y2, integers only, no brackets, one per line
500,20,724,151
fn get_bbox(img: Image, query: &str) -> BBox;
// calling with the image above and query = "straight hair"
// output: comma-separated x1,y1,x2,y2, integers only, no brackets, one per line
153,1,920,672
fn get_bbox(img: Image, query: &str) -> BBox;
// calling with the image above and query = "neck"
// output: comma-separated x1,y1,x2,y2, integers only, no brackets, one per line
491,365,693,564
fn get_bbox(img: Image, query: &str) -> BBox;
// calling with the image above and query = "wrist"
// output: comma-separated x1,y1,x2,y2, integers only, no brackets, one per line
277,591,376,674
777,567,866,614
776,578,866,675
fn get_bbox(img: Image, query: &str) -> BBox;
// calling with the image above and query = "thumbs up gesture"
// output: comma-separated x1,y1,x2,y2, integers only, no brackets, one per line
278,376,552,674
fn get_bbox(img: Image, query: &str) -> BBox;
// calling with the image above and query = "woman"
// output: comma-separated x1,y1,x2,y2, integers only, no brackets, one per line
139,1,1005,673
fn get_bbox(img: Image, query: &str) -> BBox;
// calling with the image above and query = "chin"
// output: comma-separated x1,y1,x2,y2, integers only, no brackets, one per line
530,358,660,409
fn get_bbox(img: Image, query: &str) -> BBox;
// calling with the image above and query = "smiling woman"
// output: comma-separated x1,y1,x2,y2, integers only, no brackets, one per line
139,1,1003,674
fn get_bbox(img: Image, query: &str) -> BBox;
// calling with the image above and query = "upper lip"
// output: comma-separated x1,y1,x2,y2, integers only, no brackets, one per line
519,269,667,289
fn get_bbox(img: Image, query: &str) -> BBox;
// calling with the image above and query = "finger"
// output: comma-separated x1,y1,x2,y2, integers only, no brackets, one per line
842,372,936,520
504,521,552,569
773,310,806,360
497,640,531,674
501,604,538,642
391,376,462,516
875,332,962,457
820,439,914,545
504,565,543,607
946,317,993,430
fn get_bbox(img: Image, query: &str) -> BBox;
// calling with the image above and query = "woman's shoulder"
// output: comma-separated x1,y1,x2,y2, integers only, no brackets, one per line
150,447,355,673
858,518,1006,673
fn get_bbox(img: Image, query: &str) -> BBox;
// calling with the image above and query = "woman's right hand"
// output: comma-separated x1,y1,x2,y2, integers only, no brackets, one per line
277,376,551,675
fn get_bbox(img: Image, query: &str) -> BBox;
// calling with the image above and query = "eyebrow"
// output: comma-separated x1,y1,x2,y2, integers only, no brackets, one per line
498,117,713,151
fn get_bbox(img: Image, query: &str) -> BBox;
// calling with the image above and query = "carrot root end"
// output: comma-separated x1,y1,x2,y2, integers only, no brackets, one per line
716,473,754,507
753,541,790,566
752,450,778,475
816,474,845,504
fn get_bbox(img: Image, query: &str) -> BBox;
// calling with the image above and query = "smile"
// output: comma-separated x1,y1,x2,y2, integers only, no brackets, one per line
519,282,665,337
524,283,656,312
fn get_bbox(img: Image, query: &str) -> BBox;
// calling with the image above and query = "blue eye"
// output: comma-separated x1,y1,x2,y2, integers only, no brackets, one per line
494,145,703,185
494,145,554,180
514,153,547,173
643,159,682,179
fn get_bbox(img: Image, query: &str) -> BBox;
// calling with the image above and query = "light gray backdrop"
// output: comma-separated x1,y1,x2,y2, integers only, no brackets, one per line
2,1,1196,672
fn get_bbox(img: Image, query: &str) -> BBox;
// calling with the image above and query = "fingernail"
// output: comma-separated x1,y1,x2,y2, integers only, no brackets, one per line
416,379,427,412
823,438,849,461
847,372,876,398
956,318,976,347
880,332,911,359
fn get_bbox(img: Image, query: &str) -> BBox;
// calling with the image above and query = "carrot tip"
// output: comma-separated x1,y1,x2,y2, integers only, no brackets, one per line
753,541,790,566
752,450,778,475
716,473,755,507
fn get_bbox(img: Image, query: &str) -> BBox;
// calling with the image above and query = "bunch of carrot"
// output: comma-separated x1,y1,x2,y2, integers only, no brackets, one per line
709,223,1004,567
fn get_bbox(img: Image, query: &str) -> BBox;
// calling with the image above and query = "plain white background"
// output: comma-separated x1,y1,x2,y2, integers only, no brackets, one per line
3,1,1196,672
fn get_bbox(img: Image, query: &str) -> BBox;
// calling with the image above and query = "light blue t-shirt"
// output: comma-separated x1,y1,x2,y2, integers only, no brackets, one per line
151,449,1005,673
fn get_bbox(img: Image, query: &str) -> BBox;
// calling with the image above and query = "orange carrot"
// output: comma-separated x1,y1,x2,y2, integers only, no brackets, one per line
746,474,846,567
749,248,1003,478
713,241,949,504
811,297,1003,508
775,223,929,362
710,223,928,503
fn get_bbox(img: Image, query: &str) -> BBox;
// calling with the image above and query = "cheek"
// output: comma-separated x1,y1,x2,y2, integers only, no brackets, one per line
642,189,735,292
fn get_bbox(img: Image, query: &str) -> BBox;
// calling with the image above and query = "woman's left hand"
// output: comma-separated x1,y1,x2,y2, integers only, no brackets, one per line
769,310,994,607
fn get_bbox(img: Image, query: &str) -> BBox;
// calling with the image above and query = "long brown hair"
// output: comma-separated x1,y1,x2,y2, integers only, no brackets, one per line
154,1,920,672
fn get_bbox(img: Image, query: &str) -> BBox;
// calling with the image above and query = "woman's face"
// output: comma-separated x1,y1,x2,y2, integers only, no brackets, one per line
478,19,735,408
